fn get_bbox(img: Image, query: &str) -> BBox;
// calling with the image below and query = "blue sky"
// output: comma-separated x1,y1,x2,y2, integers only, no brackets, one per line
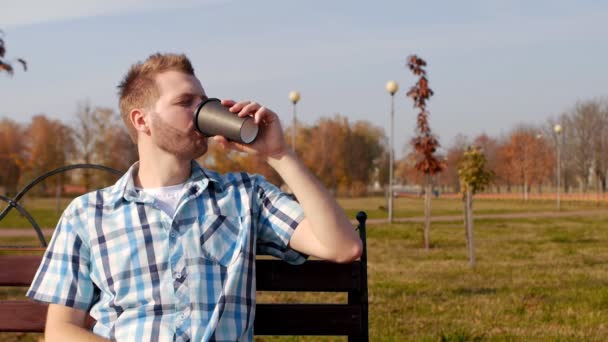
1,0,607,157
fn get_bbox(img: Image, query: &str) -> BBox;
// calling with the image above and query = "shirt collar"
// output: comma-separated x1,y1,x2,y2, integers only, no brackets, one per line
108,160,224,205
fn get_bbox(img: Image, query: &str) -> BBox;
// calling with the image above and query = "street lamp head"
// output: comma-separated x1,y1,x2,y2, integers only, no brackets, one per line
554,124,562,134
386,80,399,95
289,91,300,104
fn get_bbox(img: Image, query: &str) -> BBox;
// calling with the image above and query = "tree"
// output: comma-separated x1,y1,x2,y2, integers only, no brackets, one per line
497,126,553,200
199,142,283,187
405,55,445,249
72,104,136,190
472,134,500,192
348,121,386,196
297,115,386,196
458,147,493,267
300,116,349,192
72,103,97,190
566,100,601,192
594,100,608,195
0,30,26,75
0,119,26,195
442,134,470,193
396,148,425,186
23,115,75,195
90,108,137,186
172,113,388,194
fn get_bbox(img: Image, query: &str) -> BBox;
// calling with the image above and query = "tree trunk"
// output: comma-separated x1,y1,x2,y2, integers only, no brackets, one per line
463,192,468,244
523,176,529,201
55,182,62,215
597,175,602,206
424,174,432,250
466,187,476,267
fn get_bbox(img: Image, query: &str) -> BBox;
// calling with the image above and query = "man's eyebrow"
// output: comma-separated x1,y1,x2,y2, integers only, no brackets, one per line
173,93,206,101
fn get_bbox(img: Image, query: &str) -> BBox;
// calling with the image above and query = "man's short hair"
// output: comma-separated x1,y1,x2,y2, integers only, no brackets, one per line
117,53,195,142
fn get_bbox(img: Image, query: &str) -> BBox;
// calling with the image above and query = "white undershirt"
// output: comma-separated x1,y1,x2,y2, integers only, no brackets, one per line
136,182,188,218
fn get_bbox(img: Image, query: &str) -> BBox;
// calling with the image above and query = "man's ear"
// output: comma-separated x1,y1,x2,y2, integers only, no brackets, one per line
130,108,150,136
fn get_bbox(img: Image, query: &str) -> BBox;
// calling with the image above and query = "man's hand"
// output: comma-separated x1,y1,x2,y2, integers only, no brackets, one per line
213,99,288,161
214,99,362,263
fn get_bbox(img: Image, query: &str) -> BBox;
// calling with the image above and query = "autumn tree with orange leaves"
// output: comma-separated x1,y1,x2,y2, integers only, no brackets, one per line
200,115,386,196
494,126,554,199
0,119,27,195
23,115,76,195
406,55,445,249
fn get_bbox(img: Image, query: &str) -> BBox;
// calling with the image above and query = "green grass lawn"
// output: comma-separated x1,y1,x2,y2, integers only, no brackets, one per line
2,196,607,229
0,197,72,229
340,196,608,220
2,201,608,340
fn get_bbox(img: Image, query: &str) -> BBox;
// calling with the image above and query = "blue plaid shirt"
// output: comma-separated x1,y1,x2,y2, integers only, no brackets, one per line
27,161,306,341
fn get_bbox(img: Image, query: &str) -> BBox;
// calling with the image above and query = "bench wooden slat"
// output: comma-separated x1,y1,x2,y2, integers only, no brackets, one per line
0,256,362,292
0,255,43,286
0,300,47,332
254,304,361,335
0,302,363,336
256,259,360,292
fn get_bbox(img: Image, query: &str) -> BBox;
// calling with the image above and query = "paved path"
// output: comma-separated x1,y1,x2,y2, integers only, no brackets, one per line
1,209,607,238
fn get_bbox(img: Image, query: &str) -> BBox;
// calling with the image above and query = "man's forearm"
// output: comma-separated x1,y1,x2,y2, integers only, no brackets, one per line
46,323,110,342
267,150,362,259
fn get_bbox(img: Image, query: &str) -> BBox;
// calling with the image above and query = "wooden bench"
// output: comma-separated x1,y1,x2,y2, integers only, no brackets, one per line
0,211,369,341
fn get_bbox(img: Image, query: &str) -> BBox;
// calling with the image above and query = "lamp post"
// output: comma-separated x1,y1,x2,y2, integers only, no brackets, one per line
386,81,398,223
554,124,562,210
289,91,300,152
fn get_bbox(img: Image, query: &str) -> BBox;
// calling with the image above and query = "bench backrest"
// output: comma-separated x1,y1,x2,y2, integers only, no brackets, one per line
0,212,368,341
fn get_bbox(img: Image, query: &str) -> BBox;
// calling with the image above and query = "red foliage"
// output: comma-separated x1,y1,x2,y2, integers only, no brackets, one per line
406,55,444,175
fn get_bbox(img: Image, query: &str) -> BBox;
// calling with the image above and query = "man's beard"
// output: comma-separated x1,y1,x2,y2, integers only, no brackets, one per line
150,112,207,160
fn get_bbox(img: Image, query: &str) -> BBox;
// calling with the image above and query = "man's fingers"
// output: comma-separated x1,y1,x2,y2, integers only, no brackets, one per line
213,135,249,153
212,135,229,149
228,101,251,112
221,99,276,124
221,99,236,107
253,106,272,124
238,102,261,117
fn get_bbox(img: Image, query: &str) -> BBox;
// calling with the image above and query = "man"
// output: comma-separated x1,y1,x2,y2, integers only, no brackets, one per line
27,53,362,341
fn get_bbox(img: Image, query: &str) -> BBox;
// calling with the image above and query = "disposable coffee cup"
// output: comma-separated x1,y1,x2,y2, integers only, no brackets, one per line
194,98,259,144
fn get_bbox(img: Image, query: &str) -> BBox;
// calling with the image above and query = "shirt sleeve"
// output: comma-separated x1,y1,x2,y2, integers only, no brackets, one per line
254,175,308,265
26,199,96,311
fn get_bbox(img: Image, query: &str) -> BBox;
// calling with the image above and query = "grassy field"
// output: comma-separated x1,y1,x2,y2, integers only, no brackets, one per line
2,196,608,229
339,196,608,220
0,197,73,229
1,199,608,340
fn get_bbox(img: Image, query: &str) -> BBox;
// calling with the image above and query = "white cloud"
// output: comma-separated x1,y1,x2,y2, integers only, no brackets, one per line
0,0,226,28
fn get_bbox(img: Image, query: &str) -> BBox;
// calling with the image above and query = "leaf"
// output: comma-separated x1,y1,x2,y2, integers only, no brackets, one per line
406,87,418,98
17,58,27,71
0,61,13,75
